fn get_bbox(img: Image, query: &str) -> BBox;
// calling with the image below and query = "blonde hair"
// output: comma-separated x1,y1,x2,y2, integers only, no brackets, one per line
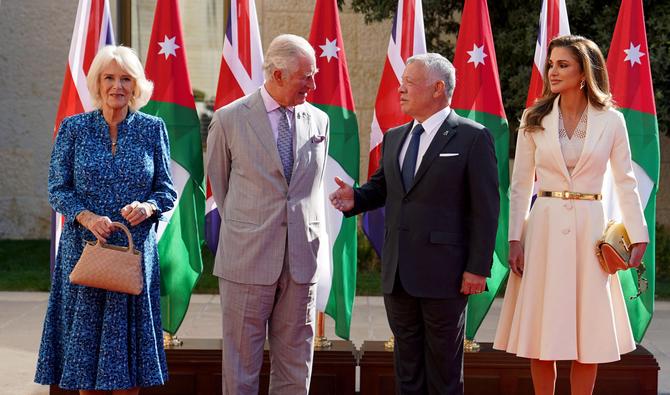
86,45,153,111
523,35,613,133
263,34,316,81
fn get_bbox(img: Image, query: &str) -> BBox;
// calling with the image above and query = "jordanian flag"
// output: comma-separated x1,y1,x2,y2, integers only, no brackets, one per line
143,0,205,335
451,0,510,340
307,0,359,339
605,0,659,342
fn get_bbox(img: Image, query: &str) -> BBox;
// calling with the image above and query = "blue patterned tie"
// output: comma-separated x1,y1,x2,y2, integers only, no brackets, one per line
401,124,424,191
277,107,294,184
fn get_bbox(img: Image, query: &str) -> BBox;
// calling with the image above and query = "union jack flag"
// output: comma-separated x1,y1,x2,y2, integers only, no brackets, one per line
51,0,115,269
526,0,570,108
363,0,426,256
205,0,264,253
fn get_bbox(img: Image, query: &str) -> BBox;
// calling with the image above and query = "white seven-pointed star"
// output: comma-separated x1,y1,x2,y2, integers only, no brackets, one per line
624,42,645,67
158,35,180,59
319,38,340,62
467,44,488,68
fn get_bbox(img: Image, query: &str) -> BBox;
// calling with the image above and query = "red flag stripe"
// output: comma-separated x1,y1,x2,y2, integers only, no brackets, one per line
547,0,560,42
237,0,252,77
400,0,416,62
53,67,85,138
83,1,104,74
214,59,246,110
606,0,656,114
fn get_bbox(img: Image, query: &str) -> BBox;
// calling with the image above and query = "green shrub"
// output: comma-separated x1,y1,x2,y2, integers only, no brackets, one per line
656,223,670,281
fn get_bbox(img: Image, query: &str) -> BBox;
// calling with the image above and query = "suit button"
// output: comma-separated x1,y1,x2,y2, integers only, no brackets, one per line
403,198,409,203
281,222,287,226
562,229,570,235
564,203,573,210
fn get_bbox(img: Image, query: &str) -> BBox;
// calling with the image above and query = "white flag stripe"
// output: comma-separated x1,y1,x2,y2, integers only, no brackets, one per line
369,111,384,152
602,161,653,222
156,160,188,241
316,157,351,311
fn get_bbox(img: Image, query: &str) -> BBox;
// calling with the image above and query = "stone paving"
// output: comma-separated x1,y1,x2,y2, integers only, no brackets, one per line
1,292,667,394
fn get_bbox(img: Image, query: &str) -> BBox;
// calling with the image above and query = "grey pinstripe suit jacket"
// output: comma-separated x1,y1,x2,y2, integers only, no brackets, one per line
206,89,329,285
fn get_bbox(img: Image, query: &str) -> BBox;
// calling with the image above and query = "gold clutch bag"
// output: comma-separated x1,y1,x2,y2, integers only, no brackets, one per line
595,220,647,299
595,221,631,274
69,222,143,295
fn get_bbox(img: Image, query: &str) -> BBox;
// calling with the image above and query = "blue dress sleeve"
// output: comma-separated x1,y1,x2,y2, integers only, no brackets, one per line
146,119,177,218
48,117,87,224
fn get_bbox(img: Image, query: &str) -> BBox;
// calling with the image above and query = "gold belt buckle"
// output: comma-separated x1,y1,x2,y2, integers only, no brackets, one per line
564,191,583,200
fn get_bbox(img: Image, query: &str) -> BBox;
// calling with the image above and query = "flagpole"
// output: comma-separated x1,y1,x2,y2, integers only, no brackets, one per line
314,312,332,349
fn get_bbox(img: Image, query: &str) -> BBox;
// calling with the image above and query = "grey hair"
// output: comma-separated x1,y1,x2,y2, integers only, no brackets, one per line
407,53,456,98
87,45,153,111
263,34,316,81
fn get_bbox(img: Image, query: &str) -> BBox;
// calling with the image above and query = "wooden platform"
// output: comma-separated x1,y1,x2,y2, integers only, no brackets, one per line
51,339,357,395
359,341,659,395
50,339,658,395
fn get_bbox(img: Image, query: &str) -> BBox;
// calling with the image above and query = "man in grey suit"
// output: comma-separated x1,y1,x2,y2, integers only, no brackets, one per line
206,34,329,395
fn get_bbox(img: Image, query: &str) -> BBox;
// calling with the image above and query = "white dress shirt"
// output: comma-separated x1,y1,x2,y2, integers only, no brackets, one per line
398,107,451,174
260,84,295,143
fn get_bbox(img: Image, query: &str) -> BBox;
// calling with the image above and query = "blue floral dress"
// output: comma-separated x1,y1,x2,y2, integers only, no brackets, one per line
35,110,177,390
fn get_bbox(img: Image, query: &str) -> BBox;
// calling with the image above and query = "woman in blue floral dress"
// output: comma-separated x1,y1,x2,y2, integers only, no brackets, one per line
35,45,176,395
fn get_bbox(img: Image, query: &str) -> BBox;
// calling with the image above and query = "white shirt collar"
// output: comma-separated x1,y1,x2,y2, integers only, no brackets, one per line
260,84,295,114
413,106,451,134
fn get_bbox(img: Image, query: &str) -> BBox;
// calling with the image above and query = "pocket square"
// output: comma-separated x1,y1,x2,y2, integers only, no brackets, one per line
439,153,459,157
311,135,326,144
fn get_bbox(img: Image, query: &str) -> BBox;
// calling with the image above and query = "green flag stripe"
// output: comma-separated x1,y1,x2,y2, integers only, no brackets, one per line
620,108,660,183
325,216,357,339
619,108,659,342
313,103,360,181
158,180,204,334
142,101,205,184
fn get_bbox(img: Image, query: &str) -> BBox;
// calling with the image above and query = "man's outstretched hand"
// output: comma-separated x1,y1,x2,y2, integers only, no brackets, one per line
329,176,355,212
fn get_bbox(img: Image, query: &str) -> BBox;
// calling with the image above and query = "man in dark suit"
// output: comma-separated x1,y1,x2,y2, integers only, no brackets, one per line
329,53,499,395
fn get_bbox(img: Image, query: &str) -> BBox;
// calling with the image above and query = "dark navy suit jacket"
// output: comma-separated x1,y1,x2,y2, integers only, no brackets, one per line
346,110,500,298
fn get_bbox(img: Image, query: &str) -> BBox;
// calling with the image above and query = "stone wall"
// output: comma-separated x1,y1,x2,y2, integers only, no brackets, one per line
0,0,79,238
0,0,666,239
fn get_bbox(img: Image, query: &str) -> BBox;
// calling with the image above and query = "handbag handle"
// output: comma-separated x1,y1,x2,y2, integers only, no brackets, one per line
107,221,135,252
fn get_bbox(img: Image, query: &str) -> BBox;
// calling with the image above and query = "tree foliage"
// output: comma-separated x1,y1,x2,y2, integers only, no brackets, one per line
347,0,670,139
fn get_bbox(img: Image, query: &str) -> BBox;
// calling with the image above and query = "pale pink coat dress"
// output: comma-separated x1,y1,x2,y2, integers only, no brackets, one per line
493,97,649,363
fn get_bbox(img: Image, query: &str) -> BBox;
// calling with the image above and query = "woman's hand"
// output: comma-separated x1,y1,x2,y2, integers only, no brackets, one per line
76,211,113,243
508,240,525,277
121,201,155,226
628,242,647,268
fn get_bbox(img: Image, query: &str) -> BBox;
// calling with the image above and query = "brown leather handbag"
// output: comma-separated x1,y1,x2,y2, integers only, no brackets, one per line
595,220,647,298
69,222,143,295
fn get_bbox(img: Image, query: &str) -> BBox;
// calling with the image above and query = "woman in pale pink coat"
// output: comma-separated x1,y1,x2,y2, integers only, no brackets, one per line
493,35,649,395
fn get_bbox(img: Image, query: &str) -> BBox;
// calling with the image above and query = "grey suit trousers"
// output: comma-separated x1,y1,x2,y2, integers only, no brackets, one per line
219,256,317,395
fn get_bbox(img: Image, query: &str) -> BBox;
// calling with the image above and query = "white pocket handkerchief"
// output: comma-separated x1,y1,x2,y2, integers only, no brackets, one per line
439,153,459,157
311,135,326,144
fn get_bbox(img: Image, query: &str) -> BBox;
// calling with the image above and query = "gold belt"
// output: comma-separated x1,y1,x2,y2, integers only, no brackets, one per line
539,190,602,201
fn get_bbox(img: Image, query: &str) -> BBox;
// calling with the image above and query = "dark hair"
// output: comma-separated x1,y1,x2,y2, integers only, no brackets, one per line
522,35,613,133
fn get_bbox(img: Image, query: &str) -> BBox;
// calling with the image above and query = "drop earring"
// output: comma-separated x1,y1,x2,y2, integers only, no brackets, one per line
579,80,585,90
